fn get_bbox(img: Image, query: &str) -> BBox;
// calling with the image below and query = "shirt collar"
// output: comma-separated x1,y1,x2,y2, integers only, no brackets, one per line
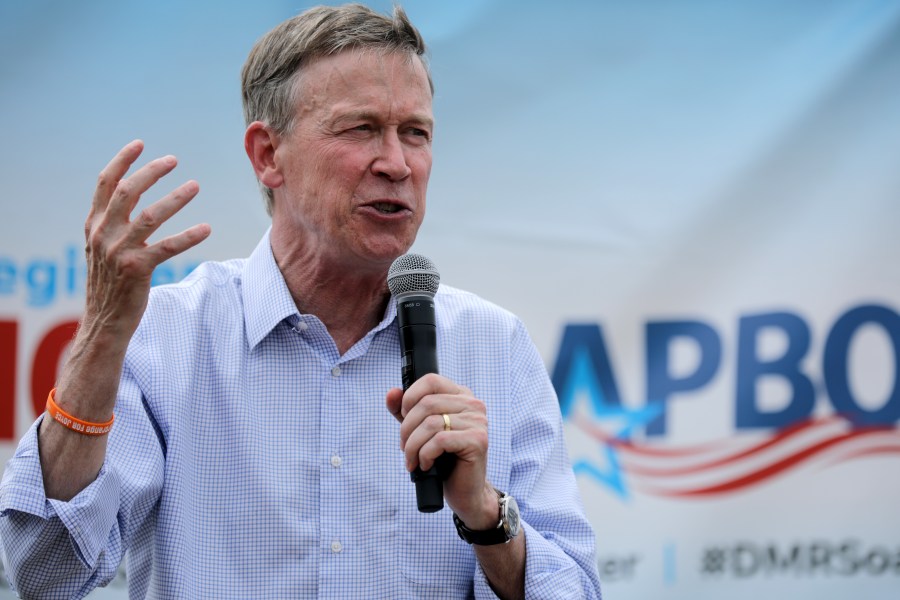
241,229,401,350
241,228,301,349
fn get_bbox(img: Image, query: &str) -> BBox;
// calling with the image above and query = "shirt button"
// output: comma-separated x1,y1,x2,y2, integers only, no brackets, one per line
331,540,343,553
330,455,342,468
296,321,309,332
331,366,341,377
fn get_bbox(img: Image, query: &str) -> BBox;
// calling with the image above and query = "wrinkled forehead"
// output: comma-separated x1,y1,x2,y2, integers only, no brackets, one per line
295,47,434,99
291,49,434,127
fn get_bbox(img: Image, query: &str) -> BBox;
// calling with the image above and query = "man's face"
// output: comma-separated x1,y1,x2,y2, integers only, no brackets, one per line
271,49,433,269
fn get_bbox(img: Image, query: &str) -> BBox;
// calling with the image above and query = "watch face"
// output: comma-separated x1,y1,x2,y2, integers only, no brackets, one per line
502,494,521,538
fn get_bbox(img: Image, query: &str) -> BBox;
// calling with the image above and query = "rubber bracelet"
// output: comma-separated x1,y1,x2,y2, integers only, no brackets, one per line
46,388,114,436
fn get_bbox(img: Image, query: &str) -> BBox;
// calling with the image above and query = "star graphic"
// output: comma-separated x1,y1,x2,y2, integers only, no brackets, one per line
558,346,663,500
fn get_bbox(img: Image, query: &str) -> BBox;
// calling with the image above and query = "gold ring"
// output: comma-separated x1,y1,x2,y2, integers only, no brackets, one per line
442,413,452,432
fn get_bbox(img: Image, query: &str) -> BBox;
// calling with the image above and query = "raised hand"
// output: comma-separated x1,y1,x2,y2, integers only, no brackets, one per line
83,139,210,337
39,140,210,500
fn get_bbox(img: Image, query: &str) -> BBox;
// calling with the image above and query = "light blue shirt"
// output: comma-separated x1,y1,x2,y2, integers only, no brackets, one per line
0,232,601,599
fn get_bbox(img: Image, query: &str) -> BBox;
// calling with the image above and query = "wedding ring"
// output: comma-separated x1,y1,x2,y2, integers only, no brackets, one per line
442,413,452,432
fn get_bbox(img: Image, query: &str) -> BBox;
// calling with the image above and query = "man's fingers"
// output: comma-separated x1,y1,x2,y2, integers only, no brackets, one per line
145,223,212,265
403,412,454,457
400,373,465,419
105,155,179,224
399,395,486,457
399,387,481,442
92,140,144,213
135,179,208,265
407,423,488,472
128,180,200,243
414,433,459,472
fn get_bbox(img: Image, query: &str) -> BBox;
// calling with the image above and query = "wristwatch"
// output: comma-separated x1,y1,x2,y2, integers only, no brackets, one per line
453,488,521,545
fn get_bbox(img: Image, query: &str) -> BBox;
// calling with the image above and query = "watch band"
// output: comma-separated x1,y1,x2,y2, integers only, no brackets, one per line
453,488,520,545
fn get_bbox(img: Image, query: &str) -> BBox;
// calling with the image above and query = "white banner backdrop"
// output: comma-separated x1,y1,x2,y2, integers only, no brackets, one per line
2,1,899,598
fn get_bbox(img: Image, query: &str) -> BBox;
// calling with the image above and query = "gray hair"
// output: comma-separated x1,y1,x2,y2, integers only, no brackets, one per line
241,3,432,215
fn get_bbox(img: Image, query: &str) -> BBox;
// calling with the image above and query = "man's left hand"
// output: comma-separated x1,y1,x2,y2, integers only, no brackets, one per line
386,373,499,529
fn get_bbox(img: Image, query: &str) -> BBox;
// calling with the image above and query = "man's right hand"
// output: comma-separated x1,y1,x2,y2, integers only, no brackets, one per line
82,139,210,339
38,140,210,500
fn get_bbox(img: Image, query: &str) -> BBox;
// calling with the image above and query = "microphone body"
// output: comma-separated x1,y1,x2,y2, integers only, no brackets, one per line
397,295,439,389
388,254,457,513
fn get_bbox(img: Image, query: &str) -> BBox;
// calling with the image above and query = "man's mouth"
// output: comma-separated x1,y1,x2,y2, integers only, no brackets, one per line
372,202,403,214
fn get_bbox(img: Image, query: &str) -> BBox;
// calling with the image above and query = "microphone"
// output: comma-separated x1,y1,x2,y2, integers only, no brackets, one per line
387,253,457,513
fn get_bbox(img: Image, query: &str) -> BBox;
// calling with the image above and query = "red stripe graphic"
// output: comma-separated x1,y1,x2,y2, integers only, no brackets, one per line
572,414,900,498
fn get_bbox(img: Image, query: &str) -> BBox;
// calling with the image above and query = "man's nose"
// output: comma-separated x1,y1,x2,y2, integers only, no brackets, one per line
371,131,412,181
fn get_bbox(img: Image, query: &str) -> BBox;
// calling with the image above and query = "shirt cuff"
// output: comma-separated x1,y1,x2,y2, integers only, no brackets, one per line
0,415,122,570
472,520,599,600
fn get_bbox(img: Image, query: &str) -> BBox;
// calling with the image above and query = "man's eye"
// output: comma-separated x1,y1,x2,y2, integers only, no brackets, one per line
352,124,373,132
408,128,431,140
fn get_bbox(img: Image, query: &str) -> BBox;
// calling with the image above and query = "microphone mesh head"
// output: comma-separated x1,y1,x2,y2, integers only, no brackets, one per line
387,254,440,297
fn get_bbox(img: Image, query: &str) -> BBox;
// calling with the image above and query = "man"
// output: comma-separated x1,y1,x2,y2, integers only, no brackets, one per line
0,4,601,598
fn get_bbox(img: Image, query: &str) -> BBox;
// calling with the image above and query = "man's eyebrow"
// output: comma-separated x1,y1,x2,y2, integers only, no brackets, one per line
407,114,435,129
333,110,434,128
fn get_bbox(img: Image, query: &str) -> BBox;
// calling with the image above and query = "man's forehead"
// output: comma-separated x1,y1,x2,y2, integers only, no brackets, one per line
296,51,433,121
302,48,430,87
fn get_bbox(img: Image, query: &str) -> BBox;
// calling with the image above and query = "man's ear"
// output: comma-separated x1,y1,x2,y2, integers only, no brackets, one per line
244,121,284,190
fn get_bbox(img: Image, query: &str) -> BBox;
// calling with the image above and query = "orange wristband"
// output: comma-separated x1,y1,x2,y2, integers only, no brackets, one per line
46,388,114,436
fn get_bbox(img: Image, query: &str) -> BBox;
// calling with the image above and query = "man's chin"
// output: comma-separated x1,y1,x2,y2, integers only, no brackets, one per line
361,235,417,265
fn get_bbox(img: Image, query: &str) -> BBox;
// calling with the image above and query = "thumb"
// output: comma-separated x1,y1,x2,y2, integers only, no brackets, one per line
385,387,404,423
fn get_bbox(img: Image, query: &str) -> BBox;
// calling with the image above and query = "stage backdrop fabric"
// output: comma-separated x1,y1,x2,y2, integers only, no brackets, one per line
1,1,899,598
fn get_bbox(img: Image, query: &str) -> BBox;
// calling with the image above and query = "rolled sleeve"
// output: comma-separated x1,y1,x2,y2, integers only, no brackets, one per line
0,418,129,599
48,465,122,570
1,416,122,570
0,418,51,520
